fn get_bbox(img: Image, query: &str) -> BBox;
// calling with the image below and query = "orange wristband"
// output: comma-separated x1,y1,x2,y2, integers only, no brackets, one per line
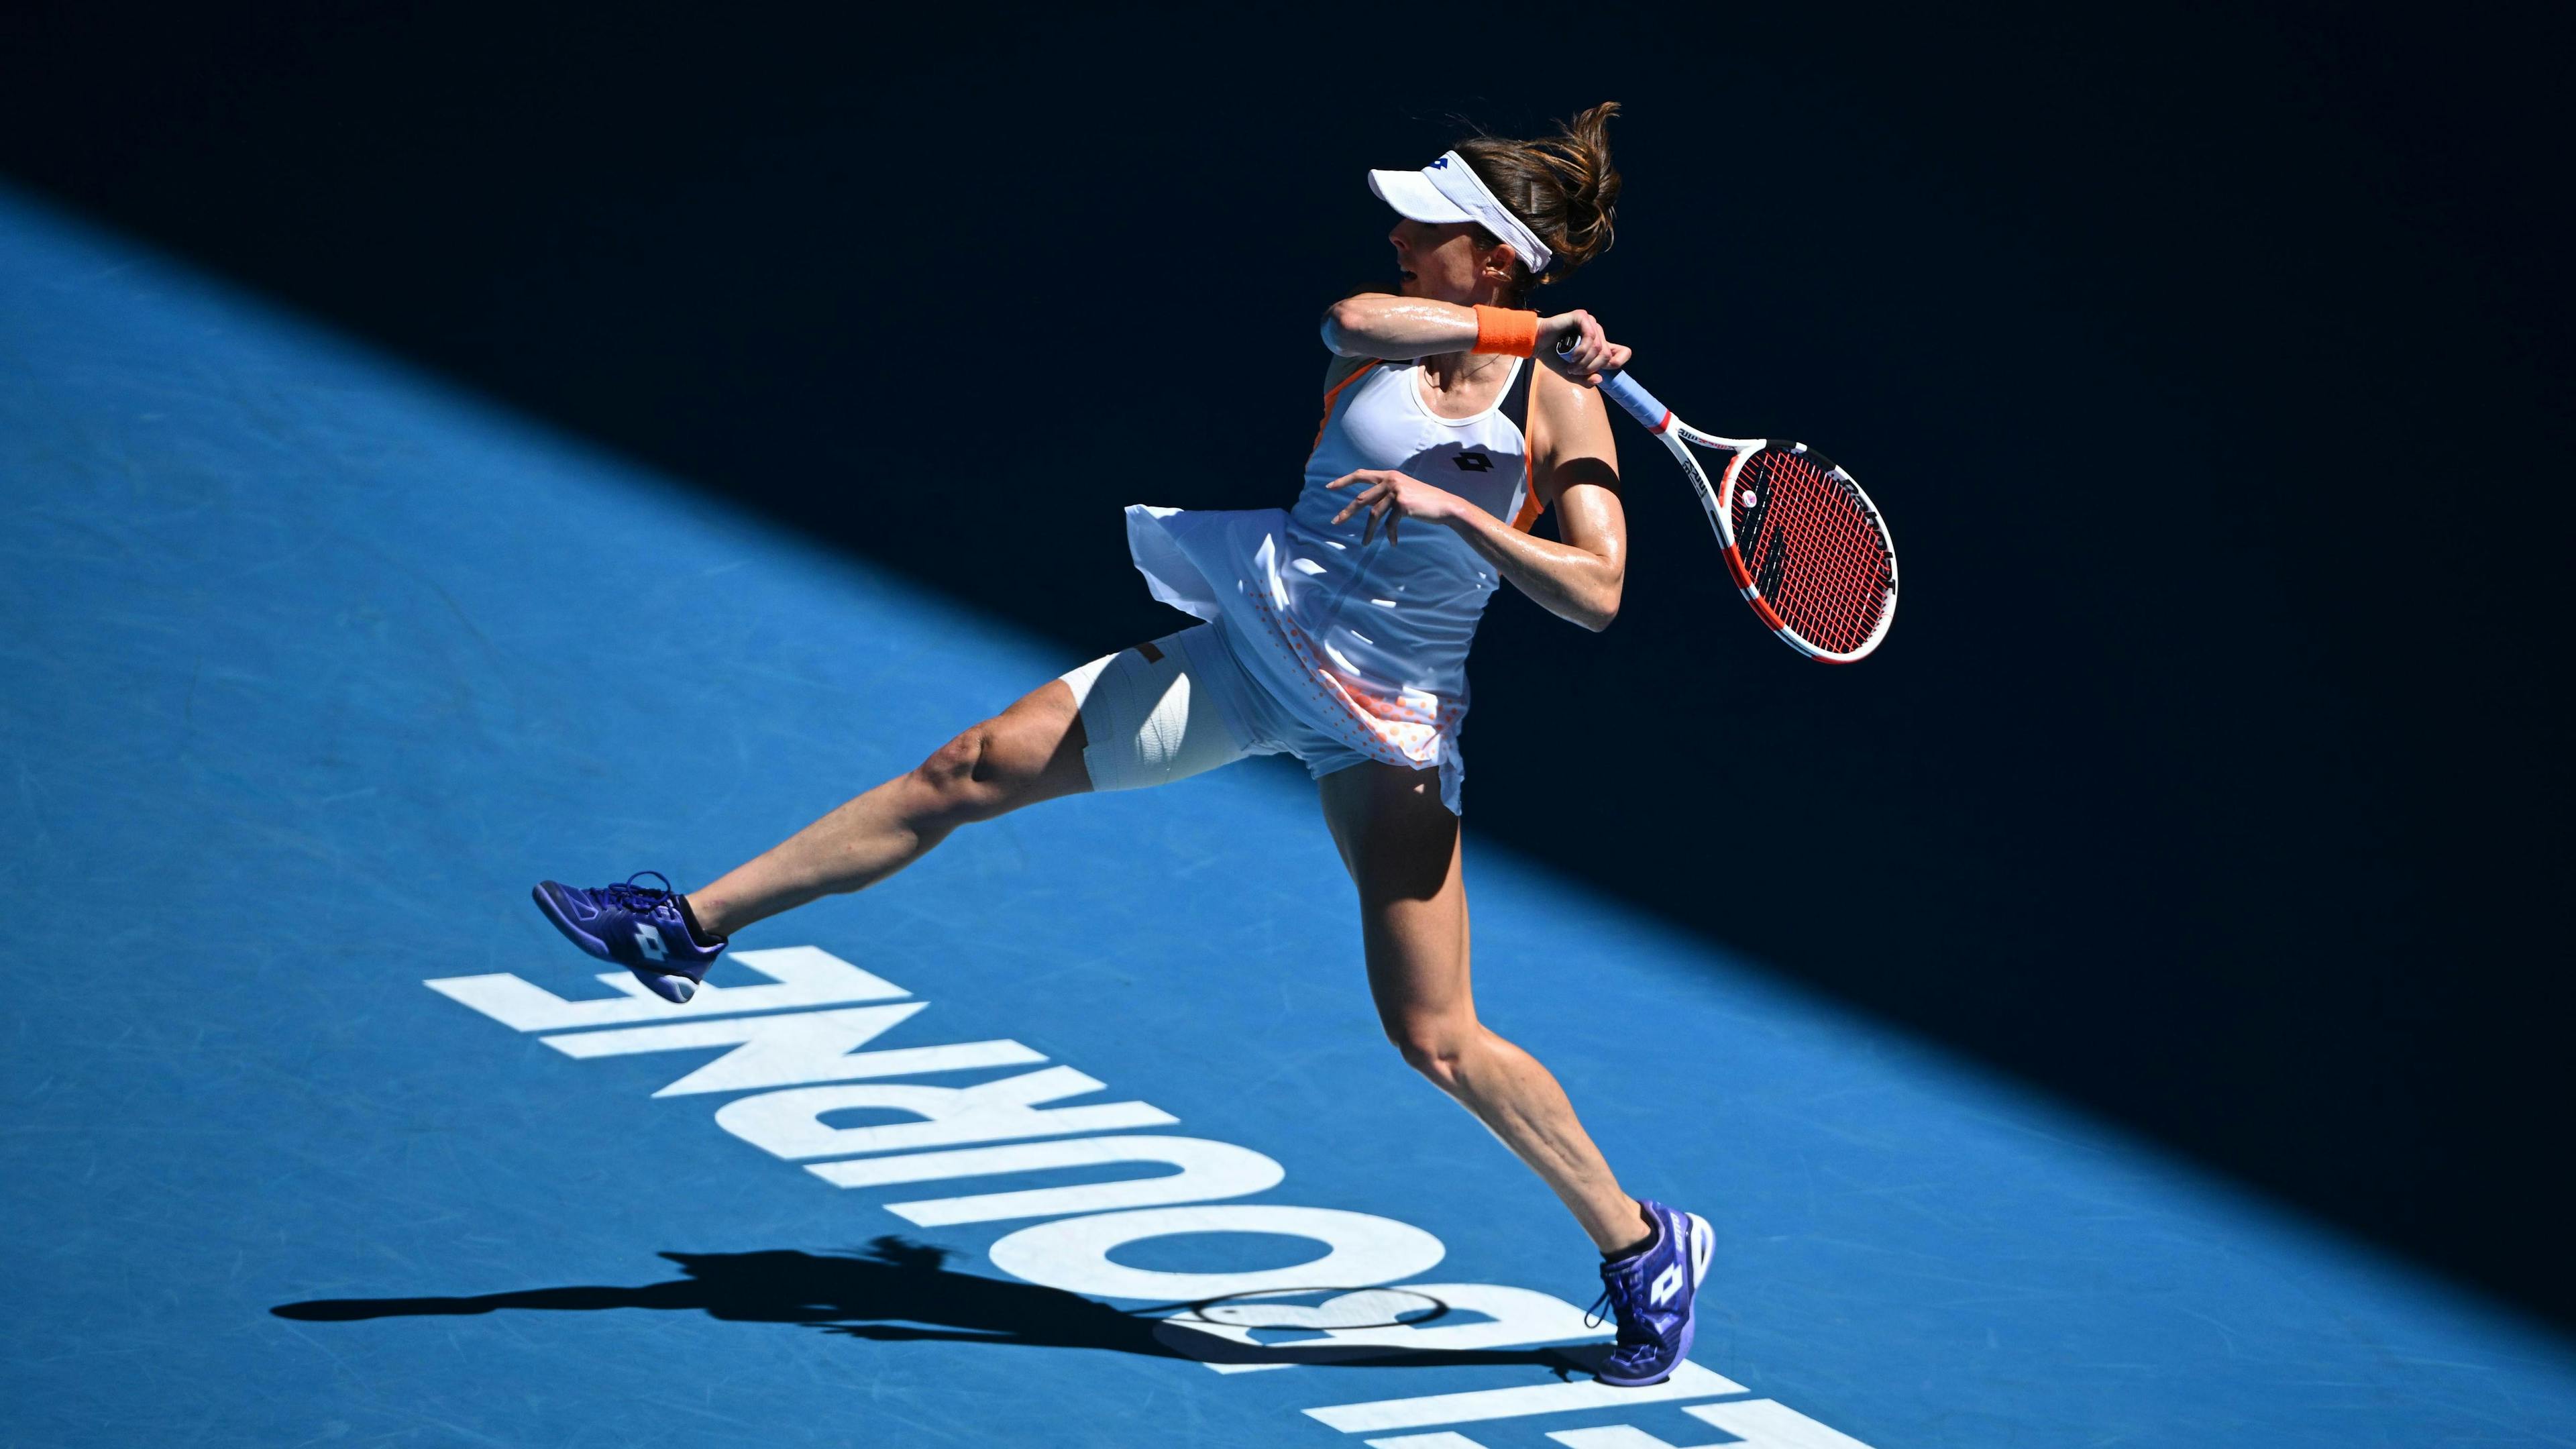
1471,305,1539,358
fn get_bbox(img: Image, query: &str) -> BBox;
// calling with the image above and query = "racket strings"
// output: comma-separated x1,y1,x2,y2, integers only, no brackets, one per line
1732,449,1893,656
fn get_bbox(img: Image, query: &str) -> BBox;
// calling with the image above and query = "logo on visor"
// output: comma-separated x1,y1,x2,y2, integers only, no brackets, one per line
1454,450,1494,472
1428,157,1450,169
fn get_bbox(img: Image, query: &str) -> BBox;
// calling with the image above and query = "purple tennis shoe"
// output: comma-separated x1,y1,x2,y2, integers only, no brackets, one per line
1591,1198,1715,1387
531,871,727,1003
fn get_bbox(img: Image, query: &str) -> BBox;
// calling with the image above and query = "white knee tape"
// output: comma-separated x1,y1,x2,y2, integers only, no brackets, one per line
1060,633,1248,792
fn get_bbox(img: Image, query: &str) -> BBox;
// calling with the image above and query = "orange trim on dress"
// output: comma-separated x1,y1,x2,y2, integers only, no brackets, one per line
1509,362,1547,532
1509,458,1547,532
1309,361,1383,457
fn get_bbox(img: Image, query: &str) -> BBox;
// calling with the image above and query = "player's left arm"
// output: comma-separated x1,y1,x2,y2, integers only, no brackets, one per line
1440,368,1627,631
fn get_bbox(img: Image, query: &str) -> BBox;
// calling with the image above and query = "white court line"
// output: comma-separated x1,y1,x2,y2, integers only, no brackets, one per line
1305,1361,1748,1433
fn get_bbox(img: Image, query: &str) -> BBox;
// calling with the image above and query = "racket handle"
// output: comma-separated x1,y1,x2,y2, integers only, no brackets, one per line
1595,369,1672,431
1555,332,1672,431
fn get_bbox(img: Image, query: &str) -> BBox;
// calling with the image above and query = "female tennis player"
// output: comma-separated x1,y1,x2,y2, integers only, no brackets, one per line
532,103,1711,1385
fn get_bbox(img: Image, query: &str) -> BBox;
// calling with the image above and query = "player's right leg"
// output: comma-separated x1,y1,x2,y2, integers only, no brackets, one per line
1318,758,1713,1387
533,628,1253,1002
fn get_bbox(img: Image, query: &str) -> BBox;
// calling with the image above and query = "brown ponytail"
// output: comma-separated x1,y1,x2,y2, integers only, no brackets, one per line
1454,101,1623,297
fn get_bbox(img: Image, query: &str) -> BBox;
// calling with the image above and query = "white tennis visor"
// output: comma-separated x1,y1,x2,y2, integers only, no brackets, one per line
1368,150,1553,277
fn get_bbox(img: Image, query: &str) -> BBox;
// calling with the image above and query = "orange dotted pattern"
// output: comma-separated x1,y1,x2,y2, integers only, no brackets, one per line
1309,362,1383,455
1236,576,1462,773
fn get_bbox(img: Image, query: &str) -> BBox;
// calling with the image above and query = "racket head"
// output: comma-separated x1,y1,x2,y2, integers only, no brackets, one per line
1678,427,1899,663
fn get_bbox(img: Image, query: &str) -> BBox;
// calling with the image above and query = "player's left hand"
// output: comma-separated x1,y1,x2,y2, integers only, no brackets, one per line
1326,468,1468,545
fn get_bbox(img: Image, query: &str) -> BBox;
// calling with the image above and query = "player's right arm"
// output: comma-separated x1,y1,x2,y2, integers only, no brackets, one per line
1320,294,1611,368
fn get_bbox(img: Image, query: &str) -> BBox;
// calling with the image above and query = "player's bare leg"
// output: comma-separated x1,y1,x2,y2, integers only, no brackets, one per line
532,676,1089,1001
1318,758,1714,1385
1318,759,1646,1252
689,678,1093,937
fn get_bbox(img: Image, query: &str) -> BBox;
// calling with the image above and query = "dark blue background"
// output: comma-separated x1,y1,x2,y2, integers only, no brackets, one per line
4,0,2567,1323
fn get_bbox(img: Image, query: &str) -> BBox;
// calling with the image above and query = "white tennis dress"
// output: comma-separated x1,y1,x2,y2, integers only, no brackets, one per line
1120,354,1545,813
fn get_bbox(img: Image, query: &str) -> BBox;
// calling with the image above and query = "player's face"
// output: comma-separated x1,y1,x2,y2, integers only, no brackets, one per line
1389,217,1507,304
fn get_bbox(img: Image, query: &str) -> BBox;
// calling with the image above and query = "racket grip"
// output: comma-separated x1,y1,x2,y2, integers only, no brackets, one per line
1596,368,1672,432
1554,331,1672,431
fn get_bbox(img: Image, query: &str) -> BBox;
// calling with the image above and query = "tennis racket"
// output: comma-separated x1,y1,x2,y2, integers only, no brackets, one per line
1565,337,1898,663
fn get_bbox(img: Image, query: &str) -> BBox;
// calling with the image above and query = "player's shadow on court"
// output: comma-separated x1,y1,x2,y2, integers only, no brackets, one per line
271,1236,1601,1374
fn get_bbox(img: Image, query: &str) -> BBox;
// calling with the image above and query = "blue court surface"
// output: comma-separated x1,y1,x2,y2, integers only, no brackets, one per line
8,185,2575,1448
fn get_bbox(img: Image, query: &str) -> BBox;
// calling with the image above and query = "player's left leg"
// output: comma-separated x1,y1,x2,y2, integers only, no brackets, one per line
1318,759,1711,1385
534,629,1254,1004
532,667,1095,1004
